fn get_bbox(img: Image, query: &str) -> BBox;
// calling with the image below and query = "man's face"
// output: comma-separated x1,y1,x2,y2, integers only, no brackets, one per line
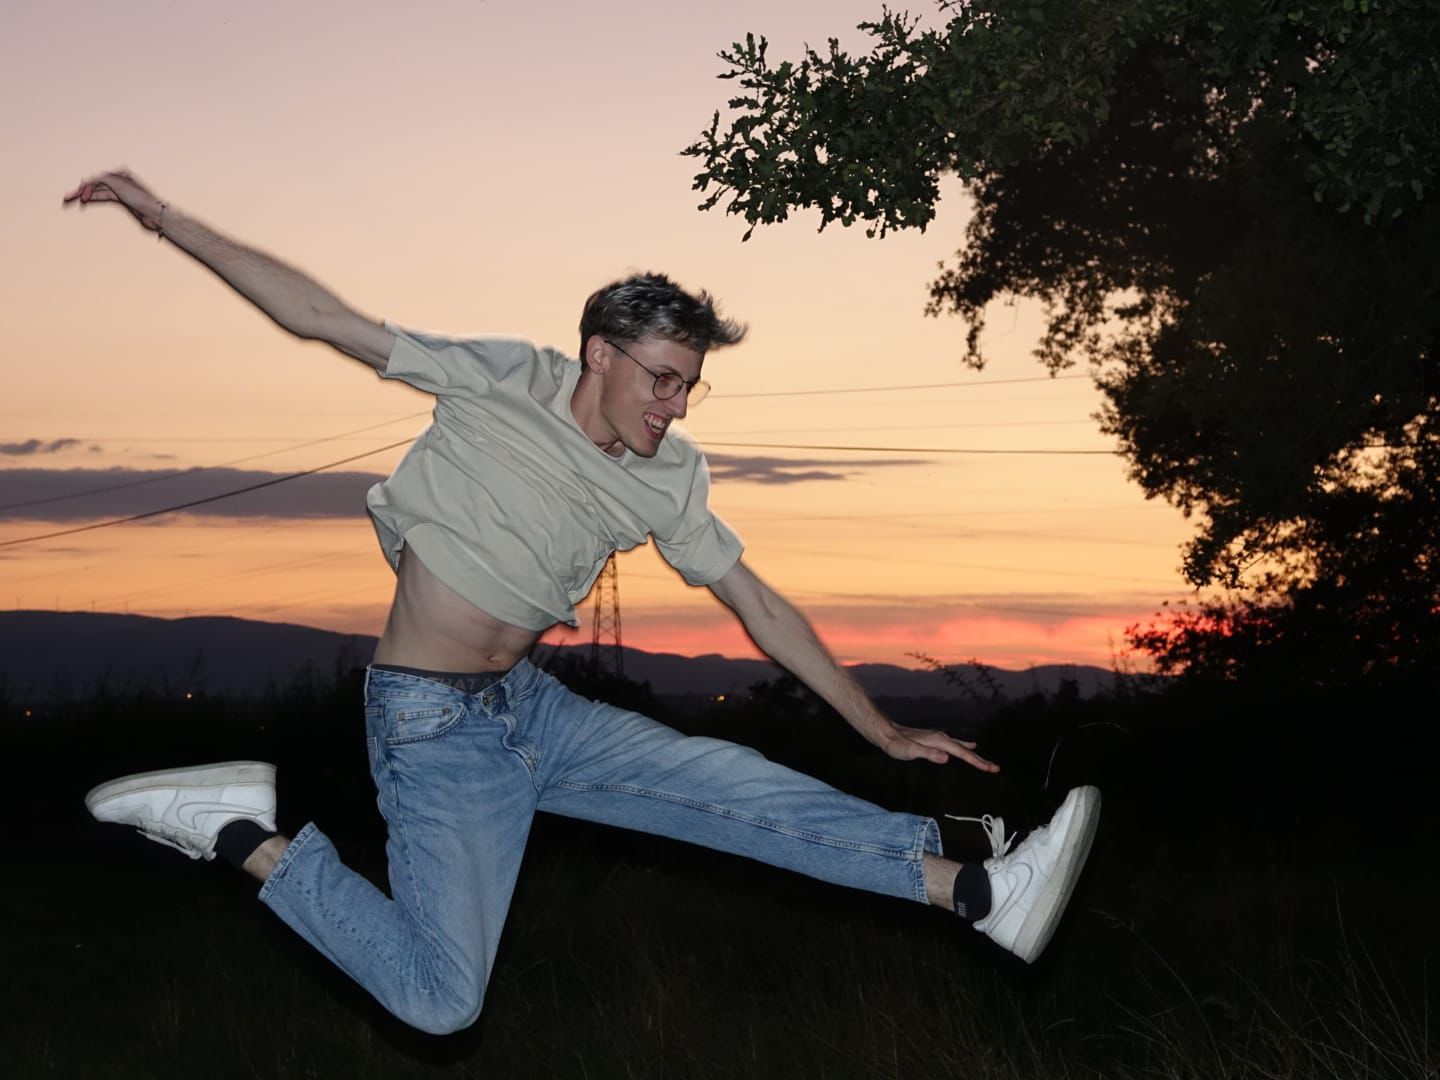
591,337,705,458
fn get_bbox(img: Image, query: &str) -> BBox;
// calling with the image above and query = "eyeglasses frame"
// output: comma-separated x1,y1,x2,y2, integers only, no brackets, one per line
602,338,710,406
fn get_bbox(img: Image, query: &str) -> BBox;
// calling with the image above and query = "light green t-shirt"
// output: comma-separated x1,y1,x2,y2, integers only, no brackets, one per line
365,325,744,630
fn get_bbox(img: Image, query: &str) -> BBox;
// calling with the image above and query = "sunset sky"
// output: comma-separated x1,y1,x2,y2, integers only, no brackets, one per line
2,0,1198,670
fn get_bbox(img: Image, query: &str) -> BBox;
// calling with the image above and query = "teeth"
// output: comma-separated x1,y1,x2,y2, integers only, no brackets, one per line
644,415,667,434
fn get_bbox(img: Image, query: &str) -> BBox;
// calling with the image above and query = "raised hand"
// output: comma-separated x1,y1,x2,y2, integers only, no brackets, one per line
63,169,166,232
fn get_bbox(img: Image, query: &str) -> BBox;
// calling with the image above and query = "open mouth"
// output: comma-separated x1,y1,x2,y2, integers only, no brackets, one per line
643,413,669,440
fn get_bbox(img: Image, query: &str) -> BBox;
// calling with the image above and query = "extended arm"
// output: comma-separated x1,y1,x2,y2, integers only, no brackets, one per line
708,559,999,770
63,170,394,370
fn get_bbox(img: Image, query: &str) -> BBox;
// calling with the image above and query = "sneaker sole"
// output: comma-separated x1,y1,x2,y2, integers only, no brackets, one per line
1011,785,1101,963
84,761,277,813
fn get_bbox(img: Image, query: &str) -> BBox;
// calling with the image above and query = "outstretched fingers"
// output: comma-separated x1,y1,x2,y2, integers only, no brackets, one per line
63,179,120,205
65,169,126,203
885,726,1000,772
63,169,164,231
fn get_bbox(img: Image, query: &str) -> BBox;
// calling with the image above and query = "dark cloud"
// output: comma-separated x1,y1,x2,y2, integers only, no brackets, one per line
1,438,84,457
705,453,930,486
0,468,383,522
0,451,933,522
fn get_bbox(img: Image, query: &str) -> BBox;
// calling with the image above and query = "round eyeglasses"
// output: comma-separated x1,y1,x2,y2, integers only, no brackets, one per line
604,339,710,407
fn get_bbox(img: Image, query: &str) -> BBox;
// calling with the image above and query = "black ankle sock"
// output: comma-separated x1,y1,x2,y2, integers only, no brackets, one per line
952,862,992,922
214,819,277,870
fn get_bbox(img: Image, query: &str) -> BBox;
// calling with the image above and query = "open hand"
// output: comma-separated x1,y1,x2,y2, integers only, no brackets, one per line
880,724,999,771
63,169,165,232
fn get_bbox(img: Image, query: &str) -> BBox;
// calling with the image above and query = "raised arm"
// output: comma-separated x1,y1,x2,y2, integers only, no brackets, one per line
708,559,999,771
63,170,394,370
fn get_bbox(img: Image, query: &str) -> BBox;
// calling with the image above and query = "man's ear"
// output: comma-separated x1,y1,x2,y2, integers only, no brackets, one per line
582,334,611,375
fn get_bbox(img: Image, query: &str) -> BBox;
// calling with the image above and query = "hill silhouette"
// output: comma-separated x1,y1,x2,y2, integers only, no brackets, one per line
0,610,1114,702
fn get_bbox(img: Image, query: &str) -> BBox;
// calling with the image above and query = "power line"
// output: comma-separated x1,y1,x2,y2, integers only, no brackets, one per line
8,373,1093,419
91,547,373,609
2,382,1110,549
0,412,429,513
0,439,413,550
4,375,1095,514
701,419,1093,437
709,374,1090,399
703,440,1117,455
2,435,1114,554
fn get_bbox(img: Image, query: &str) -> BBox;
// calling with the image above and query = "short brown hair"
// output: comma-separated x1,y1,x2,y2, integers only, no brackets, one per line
579,272,747,356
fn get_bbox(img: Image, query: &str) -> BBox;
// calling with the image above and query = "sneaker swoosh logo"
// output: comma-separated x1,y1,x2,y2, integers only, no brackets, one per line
995,862,1033,923
174,799,262,830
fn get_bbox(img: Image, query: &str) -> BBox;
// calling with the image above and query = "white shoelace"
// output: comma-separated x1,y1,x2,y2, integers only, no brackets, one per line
944,812,1016,858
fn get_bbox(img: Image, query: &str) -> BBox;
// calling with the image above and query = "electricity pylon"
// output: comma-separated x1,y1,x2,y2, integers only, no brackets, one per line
589,552,624,678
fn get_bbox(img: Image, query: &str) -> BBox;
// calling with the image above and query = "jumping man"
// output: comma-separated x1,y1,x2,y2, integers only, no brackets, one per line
69,169,1101,1035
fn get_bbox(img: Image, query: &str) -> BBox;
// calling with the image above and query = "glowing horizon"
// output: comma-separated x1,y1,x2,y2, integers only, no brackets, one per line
2,0,1199,672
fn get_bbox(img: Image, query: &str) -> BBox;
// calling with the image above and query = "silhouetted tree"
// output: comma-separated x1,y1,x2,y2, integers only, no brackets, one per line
687,0,1440,683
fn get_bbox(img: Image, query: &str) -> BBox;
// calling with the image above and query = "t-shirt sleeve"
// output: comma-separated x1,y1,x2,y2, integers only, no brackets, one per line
654,450,745,586
378,323,509,397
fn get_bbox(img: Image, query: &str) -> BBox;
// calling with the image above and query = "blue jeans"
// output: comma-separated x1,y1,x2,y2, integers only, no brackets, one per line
258,660,941,1034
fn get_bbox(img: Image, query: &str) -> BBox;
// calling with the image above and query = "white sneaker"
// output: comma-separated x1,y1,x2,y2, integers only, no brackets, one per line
85,761,277,861
949,785,1101,963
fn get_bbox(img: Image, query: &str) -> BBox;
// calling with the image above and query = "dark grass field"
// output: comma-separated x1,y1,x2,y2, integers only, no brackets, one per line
4,677,1435,1078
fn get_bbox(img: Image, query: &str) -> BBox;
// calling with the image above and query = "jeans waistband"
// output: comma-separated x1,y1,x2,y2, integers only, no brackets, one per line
369,663,508,696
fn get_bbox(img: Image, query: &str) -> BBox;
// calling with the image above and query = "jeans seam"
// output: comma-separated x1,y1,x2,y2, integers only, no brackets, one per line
377,756,432,919
554,779,920,857
499,713,541,791
256,820,320,904
912,817,942,904
375,754,470,995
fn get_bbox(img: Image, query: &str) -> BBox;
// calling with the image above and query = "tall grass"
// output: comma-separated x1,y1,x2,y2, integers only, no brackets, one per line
5,681,1434,1078
1102,936,1432,1079
6,819,1432,1079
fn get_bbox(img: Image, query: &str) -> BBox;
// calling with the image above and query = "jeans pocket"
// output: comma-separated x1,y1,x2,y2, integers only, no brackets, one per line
380,698,467,745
